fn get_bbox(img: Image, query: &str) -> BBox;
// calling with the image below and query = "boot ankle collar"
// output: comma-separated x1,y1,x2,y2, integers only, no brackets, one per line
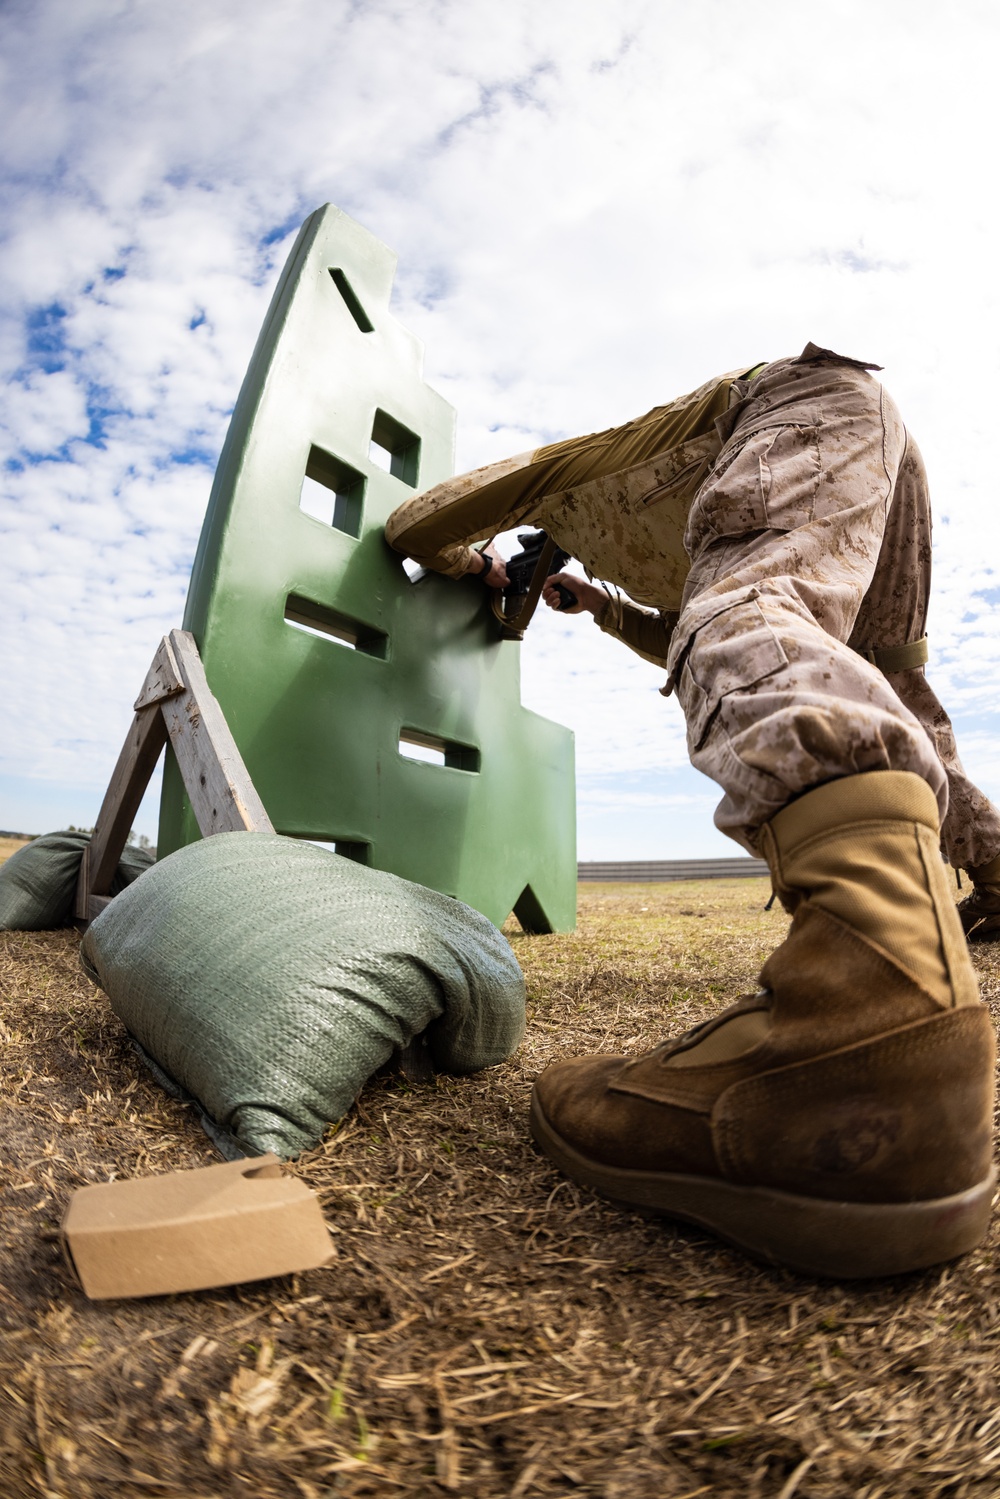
768,772,940,860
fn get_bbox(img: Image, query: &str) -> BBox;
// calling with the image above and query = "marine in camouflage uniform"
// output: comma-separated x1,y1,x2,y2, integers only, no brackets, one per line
387,344,1000,1277
388,344,1000,879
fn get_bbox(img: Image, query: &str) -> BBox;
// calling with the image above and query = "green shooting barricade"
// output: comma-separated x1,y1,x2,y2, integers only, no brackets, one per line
150,204,575,933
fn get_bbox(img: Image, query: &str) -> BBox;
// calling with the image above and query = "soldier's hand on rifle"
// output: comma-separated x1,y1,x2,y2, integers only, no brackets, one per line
542,572,608,617
468,545,508,588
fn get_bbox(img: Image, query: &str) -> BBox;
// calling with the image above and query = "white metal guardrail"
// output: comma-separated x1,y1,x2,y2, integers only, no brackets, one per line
578,858,769,882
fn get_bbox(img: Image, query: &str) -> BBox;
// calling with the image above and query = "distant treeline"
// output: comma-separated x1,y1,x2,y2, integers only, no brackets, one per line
0,828,154,850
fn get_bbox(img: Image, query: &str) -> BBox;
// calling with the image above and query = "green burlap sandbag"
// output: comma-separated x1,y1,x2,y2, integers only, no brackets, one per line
0,832,154,931
80,832,525,1158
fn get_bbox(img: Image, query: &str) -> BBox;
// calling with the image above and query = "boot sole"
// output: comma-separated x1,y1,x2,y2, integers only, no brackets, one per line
529,1090,997,1279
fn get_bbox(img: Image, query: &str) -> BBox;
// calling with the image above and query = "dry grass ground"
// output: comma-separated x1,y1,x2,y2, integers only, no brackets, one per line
1,879,1000,1498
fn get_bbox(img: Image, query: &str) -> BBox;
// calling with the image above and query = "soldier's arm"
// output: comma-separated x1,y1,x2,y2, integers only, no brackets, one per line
597,602,679,668
384,451,540,578
542,573,677,669
387,375,744,580
384,404,661,579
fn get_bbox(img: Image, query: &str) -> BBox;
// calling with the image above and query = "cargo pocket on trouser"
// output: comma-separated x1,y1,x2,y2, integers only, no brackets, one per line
685,424,822,555
672,594,790,756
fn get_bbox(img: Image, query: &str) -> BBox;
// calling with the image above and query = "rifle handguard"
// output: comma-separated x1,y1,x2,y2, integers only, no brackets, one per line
490,534,559,641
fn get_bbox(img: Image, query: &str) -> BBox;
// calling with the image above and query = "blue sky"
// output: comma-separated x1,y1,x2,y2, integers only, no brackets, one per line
3,0,1000,859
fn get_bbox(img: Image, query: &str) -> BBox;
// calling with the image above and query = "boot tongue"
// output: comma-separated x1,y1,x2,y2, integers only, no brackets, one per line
658,902,942,1074
659,993,771,1068
760,903,939,1055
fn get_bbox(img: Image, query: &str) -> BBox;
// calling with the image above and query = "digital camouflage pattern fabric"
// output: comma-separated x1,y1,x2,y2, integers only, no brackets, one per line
387,345,1000,867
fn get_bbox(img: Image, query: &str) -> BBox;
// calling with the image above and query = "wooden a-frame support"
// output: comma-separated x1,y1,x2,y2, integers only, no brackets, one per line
75,629,273,926
78,628,439,1083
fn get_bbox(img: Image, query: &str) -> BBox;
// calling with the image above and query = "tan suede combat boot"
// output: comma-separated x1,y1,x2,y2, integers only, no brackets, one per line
958,853,1000,943
530,771,996,1278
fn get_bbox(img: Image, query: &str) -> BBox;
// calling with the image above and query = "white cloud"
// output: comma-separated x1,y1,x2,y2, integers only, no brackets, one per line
2,0,1000,856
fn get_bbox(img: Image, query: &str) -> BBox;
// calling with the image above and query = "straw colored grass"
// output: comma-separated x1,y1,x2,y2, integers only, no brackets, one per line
1,880,999,1498
0,836,31,864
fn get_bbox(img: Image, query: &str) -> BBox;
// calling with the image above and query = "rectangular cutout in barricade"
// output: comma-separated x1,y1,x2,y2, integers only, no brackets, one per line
157,205,576,933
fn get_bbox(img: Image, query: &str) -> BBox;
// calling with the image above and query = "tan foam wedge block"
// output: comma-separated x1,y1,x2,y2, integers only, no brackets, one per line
62,1154,332,1299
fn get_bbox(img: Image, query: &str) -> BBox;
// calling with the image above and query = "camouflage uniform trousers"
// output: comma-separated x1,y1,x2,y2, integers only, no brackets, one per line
666,348,1000,868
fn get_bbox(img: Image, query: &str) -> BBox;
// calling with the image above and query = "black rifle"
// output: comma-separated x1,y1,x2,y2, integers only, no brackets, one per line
502,530,576,619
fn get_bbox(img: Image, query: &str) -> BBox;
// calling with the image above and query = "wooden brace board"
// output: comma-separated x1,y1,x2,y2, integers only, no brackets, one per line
74,630,273,925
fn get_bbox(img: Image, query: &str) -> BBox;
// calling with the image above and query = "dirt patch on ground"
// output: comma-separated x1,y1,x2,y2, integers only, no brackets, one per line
1,880,999,1498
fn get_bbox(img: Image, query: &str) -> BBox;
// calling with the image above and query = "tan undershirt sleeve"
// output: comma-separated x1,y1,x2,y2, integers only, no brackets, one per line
597,601,679,668
384,371,743,579
384,450,541,577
